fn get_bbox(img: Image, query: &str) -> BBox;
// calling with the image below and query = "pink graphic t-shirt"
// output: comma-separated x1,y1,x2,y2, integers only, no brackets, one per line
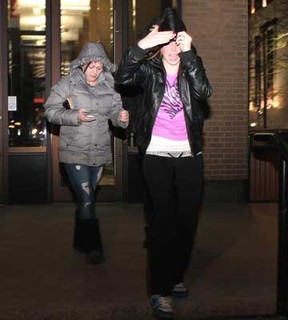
152,72,188,141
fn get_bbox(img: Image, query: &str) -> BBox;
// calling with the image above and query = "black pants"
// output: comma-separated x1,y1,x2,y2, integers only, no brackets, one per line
143,154,203,296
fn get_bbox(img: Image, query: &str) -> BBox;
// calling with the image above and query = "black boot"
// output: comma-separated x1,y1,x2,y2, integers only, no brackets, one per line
85,218,104,264
73,218,104,264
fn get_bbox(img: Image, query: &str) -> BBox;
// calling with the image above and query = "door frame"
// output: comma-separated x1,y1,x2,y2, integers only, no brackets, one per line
0,0,9,204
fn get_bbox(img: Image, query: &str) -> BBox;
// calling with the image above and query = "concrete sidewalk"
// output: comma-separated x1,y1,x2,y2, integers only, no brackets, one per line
0,201,279,320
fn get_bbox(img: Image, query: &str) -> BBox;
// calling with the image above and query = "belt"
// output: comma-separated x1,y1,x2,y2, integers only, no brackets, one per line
146,150,194,158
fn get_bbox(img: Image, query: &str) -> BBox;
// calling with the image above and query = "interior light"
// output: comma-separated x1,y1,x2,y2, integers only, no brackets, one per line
251,0,255,14
18,0,45,8
36,39,45,46
249,102,254,111
20,15,45,28
33,7,41,15
61,0,90,11
18,0,90,11
34,25,46,31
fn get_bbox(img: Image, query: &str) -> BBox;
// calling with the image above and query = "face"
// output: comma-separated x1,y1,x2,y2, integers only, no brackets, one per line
83,61,103,86
161,41,181,67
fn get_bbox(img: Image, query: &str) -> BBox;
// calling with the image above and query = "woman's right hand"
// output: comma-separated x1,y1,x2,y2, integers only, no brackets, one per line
138,25,175,50
78,108,96,122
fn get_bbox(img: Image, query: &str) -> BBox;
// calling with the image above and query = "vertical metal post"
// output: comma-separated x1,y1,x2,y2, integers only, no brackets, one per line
277,157,288,317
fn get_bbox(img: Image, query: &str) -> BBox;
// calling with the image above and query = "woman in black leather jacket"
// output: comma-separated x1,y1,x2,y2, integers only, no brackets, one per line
115,8,212,320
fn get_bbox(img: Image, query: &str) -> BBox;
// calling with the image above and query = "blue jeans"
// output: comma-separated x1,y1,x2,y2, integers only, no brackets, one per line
63,163,103,220
63,163,104,254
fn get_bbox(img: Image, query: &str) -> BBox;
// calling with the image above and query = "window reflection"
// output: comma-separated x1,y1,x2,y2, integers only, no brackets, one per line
60,0,114,77
8,0,46,147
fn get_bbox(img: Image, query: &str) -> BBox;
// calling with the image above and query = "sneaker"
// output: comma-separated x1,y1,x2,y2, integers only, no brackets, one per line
150,295,174,319
172,282,189,299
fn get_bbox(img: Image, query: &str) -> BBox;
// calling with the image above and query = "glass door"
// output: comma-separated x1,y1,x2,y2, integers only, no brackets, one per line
0,0,182,203
8,0,47,149
5,0,48,204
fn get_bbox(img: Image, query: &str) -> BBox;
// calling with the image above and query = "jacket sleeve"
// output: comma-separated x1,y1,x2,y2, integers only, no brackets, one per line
109,90,129,129
179,46,213,100
114,45,148,87
44,78,80,126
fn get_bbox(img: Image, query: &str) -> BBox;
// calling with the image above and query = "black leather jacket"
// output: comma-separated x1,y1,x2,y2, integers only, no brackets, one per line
115,44,213,155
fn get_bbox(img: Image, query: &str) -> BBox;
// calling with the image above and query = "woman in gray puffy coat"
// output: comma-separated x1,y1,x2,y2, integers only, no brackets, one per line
45,42,129,264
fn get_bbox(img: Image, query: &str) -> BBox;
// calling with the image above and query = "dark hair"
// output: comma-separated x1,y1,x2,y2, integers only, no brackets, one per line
140,16,162,39
140,7,187,59
158,7,186,33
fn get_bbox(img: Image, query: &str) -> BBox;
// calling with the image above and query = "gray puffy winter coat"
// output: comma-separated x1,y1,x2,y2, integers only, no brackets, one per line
45,42,128,166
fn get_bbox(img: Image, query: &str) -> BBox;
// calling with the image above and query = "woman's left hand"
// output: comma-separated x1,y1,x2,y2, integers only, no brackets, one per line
118,110,129,123
176,31,192,52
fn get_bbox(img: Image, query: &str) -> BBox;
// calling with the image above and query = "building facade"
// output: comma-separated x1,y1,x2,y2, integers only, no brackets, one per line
0,0,249,204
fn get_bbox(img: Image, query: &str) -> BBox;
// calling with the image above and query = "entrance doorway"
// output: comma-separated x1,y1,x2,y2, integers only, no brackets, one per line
0,0,181,203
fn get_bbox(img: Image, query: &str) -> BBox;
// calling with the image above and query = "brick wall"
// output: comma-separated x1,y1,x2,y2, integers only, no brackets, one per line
183,0,249,180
